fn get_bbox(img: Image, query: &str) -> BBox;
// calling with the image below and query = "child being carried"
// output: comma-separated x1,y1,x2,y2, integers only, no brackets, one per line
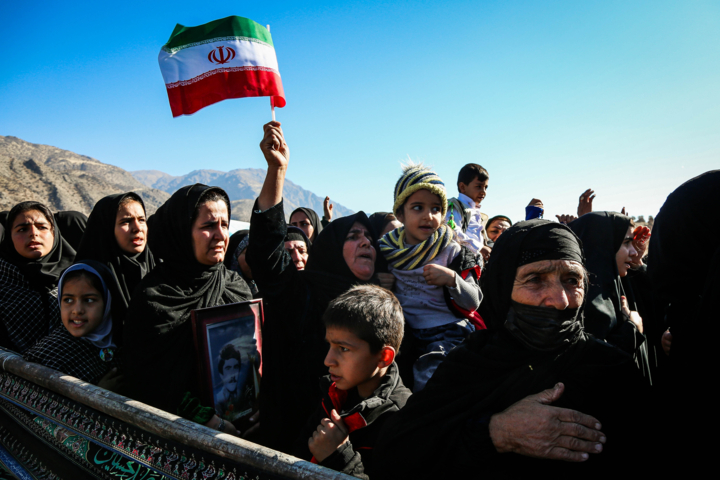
380,163,484,392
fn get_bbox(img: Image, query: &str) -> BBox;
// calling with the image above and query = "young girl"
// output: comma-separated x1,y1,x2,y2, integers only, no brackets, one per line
379,163,484,392
24,260,122,389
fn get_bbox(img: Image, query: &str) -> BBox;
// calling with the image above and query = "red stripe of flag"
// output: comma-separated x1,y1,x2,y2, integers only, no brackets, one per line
166,69,286,117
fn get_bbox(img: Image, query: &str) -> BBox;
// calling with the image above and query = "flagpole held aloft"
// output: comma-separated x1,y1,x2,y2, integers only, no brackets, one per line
268,24,276,122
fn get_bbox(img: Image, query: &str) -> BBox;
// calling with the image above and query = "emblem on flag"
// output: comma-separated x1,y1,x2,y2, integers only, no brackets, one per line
158,15,286,117
208,46,236,65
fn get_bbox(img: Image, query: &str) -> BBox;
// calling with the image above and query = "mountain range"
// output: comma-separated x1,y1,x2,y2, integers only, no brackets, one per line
0,136,169,214
131,169,353,222
0,135,352,222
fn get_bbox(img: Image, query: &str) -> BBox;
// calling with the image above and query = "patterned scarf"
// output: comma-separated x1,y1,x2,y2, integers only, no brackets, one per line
0,256,61,354
379,224,453,270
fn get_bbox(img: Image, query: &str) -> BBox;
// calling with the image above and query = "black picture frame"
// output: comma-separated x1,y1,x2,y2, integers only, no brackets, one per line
191,299,263,422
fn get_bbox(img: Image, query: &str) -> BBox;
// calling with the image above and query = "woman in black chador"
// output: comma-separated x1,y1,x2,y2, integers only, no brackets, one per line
0,201,76,353
569,211,651,382
374,220,655,478
648,170,720,468
75,192,156,342
122,184,251,434
289,206,323,242
250,121,384,453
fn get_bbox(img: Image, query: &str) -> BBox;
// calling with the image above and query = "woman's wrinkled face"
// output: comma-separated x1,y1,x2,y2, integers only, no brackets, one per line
11,209,55,259
191,200,229,266
115,200,147,255
486,219,511,242
615,226,638,277
511,260,585,309
342,221,376,281
290,211,314,241
284,240,308,271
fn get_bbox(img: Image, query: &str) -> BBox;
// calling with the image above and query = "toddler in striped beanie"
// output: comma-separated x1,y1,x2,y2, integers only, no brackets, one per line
378,162,485,392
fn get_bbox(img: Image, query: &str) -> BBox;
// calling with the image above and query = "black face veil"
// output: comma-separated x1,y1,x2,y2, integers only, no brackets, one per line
480,219,585,332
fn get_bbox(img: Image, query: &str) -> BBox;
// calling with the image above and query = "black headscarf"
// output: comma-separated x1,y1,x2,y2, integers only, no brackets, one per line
486,215,512,228
290,207,323,242
223,229,258,297
0,201,76,292
75,193,156,342
53,211,88,251
304,211,380,312
285,225,311,247
224,229,248,271
123,184,252,414
368,212,393,239
649,170,720,302
648,170,720,371
480,219,584,332
568,211,652,383
569,212,632,339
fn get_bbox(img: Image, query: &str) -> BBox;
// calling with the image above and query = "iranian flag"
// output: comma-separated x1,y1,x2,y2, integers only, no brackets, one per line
158,16,286,117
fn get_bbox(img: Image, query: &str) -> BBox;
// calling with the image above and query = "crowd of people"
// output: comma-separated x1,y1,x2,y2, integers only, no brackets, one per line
0,120,717,477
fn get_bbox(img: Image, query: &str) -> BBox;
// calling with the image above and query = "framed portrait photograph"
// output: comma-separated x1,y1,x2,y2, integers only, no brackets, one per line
191,299,263,422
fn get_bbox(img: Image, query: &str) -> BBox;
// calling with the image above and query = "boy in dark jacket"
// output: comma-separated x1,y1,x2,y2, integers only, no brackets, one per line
293,285,411,479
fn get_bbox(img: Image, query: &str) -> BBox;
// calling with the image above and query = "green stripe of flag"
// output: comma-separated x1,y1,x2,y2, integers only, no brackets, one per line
162,15,273,54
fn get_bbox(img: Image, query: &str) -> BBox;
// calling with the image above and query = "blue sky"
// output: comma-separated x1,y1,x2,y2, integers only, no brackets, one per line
1,1,718,220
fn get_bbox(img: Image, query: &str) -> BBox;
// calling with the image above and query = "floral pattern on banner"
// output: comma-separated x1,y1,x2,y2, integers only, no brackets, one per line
0,372,272,480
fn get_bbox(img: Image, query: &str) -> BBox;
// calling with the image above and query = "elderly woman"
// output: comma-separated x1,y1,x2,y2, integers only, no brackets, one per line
0,201,76,353
284,226,311,271
75,192,156,342
374,220,653,477
248,122,381,452
122,184,252,435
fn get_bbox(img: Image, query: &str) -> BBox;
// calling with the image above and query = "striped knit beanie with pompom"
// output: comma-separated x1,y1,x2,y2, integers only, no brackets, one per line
392,163,448,218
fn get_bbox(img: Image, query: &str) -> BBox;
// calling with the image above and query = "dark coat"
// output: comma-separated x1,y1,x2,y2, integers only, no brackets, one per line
293,362,411,479
247,200,380,453
75,193,156,344
0,202,76,353
374,330,651,479
569,212,651,382
647,170,720,467
122,185,251,416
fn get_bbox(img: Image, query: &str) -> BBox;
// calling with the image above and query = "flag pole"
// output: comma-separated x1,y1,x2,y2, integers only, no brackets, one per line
267,24,276,122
